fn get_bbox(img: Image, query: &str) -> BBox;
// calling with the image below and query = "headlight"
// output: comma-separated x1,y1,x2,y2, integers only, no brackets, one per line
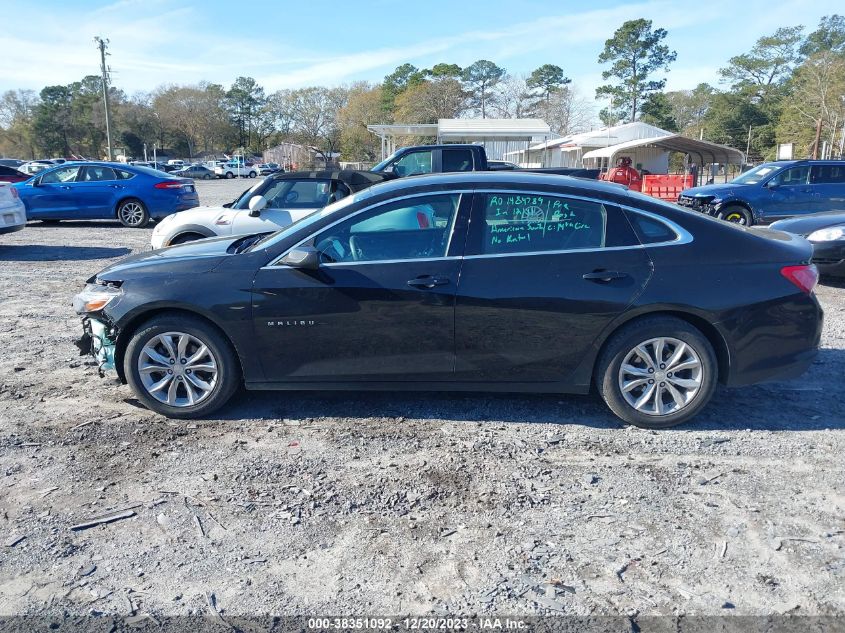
710,198,723,205
808,227,845,242
73,283,123,314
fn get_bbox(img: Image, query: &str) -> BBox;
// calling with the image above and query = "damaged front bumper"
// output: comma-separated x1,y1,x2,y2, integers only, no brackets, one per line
75,317,118,379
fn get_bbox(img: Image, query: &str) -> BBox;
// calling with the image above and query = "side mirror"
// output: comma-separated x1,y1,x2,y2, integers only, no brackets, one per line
381,164,395,175
247,195,267,217
30,176,41,186
280,246,320,270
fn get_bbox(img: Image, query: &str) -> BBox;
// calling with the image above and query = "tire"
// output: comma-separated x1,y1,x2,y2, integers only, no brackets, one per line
595,316,718,429
717,205,752,226
39,219,61,224
203,174,213,180
248,171,257,178
117,199,149,228
169,232,206,246
225,171,234,179
124,314,240,419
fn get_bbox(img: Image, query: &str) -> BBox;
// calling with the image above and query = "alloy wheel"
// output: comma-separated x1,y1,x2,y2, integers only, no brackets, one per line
617,336,703,417
119,202,145,226
137,332,218,407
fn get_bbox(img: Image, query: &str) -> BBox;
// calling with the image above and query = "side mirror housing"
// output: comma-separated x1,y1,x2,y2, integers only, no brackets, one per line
247,195,267,217
280,246,320,270
30,176,41,186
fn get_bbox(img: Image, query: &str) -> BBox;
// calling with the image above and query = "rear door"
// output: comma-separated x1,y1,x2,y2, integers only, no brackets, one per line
809,164,845,213
75,165,119,218
454,190,652,387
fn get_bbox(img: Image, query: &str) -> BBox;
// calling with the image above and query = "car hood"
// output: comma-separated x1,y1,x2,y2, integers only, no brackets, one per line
769,211,845,236
680,184,740,198
92,234,241,282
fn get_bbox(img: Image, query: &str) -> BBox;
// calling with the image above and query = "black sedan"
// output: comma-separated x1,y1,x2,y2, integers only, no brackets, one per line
73,172,823,428
771,211,845,277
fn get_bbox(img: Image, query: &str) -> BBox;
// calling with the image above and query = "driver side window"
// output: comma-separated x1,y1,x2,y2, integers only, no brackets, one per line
393,151,433,177
770,166,809,186
314,194,460,264
40,166,81,184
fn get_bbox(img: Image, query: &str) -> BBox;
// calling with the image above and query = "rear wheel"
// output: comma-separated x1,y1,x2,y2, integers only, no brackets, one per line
595,316,717,428
717,205,752,226
203,174,213,180
248,171,257,178
117,199,149,228
124,314,240,419
225,171,234,179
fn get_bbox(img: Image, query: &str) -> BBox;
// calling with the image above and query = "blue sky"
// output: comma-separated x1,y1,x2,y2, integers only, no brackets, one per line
1,0,841,102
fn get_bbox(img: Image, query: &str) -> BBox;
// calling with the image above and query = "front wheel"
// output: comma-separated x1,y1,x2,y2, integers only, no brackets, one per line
225,171,234,179
248,171,257,178
717,205,752,226
203,174,213,180
124,314,240,419
117,199,149,228
595,316,717,428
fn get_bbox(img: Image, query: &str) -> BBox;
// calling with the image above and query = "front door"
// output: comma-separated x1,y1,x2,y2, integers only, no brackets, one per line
25,165,82,219
231,178,345,235
762,165,814,220
251,192,468,382
455,191,653,386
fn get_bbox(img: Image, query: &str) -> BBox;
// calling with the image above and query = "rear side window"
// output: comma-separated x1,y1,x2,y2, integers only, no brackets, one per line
442,148,473,172
626,211,678,244
80,166,116,181
811,165,845,184
470,193,607,255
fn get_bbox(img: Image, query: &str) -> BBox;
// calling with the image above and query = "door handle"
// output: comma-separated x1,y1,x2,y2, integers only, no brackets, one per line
407,275,450,289
109,184,124,189
59,185,71,190
582,270,628,282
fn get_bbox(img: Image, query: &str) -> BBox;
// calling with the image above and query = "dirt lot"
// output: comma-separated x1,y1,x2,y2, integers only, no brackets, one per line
1,178,844,621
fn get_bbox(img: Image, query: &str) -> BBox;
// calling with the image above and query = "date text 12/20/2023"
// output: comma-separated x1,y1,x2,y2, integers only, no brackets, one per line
307,617,529,630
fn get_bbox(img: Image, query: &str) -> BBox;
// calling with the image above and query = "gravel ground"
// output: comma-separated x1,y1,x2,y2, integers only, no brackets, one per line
1,177,844,621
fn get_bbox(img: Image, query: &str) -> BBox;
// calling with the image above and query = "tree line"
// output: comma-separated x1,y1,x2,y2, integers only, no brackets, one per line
1,14,843,164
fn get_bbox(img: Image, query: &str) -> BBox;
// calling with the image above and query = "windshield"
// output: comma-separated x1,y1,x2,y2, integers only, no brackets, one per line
731,164,782,185
371,150,401,172
231,182,264,209
247,194,358,252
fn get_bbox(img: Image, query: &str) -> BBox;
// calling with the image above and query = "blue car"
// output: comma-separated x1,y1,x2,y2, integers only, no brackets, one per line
678,160,845,226
13,162,199,227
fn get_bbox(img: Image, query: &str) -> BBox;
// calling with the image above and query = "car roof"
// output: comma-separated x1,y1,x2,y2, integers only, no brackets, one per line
355,170,628,197
268,169,392,190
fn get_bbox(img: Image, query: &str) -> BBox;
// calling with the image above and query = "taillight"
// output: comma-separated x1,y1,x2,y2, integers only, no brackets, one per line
9,187,19,199
781,264,818,294
154,180,186,189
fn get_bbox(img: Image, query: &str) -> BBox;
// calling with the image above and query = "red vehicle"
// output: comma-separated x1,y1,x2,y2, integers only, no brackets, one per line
600,157,642,191
0,166,29,184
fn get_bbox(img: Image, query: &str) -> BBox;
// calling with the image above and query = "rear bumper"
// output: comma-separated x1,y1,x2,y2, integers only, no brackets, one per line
720,294,823,387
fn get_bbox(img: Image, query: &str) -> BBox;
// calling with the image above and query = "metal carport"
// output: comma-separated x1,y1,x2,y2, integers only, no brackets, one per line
581,134,745,185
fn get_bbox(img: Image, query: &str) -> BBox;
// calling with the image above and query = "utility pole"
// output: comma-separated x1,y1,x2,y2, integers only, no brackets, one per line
745,125,752,161
94,36,113,161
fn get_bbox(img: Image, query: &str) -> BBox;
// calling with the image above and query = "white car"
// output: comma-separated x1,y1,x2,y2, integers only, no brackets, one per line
19,161,52,175
214,161,258,179
0,183,26,235
150,170,391,249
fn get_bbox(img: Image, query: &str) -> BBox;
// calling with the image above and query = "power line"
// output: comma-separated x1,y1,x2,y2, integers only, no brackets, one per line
94,36,112,160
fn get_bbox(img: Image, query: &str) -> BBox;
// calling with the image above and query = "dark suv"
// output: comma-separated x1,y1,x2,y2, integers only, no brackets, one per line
678,160,845,225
